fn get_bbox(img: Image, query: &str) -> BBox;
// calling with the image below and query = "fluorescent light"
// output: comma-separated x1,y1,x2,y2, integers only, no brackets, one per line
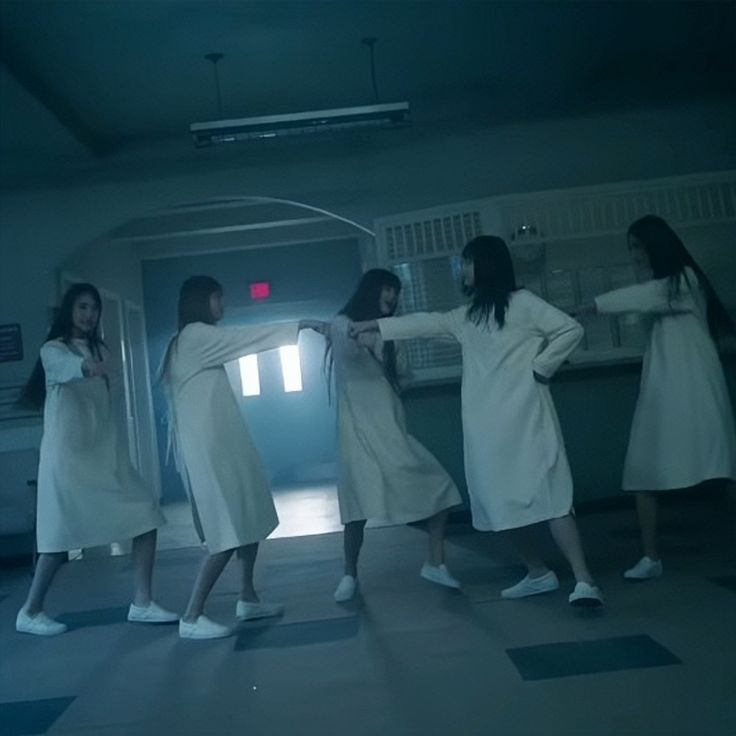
279,345,303,392
239,354,260,396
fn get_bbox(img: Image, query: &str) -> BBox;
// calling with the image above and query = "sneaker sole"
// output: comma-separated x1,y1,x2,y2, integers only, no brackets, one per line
16,627,67,636
501,586,559,599
179,632,231,640
236,610,284,621
334,589,358,603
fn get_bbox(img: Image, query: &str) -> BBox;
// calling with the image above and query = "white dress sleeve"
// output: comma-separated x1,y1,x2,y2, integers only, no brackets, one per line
41,341,85,385
595,275,695,316
378,310,460,342
525,294,585,379
188,321,301,369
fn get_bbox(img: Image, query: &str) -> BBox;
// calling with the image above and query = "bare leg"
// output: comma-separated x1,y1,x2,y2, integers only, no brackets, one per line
181,549,233,623
344,520,367,577
506,523,550,578
426,510,447,566
22,553,66,615
237,543,259,603
131,529,157,607
548,514,594,584
635,492,659,560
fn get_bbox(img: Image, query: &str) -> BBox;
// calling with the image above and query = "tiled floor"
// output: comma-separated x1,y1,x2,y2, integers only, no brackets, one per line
1,488,735,736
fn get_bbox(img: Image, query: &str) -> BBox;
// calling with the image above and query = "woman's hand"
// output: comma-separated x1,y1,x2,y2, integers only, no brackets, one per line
349,320,379,338
299,319,330,336
82,359,107,378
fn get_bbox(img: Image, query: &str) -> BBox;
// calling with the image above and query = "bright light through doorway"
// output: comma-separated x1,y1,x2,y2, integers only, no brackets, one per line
280,345,303,392
239,354,260,397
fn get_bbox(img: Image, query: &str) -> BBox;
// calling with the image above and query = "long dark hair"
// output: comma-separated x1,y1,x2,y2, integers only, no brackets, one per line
628,215,734,339
18,283,104,411
325,268,402,392
159,275,223,382
462,235,518,328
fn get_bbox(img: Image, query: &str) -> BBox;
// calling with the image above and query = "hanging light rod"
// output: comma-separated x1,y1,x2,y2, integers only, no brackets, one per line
204,52,225,118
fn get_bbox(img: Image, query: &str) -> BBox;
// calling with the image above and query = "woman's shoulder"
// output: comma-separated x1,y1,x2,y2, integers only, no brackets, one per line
41,338,70,354
178,321,215,341
510,288,550,311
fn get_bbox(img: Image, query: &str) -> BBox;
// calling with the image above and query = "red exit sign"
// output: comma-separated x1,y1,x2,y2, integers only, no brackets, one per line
250,282,271,300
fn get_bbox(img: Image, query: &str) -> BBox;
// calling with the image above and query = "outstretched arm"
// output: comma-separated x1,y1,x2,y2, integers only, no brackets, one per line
352,312,458,342
189,322,301,369
41,341,106,385
299,319,330,336
594,279,694,316
349,319,379,337
376,311,459,342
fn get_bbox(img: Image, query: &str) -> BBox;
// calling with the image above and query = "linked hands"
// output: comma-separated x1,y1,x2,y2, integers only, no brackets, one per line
299,319,330,336
348,320,379,339
82,359,108,379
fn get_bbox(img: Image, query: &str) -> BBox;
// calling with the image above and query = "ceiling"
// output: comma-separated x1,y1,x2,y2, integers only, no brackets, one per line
1,0,734,162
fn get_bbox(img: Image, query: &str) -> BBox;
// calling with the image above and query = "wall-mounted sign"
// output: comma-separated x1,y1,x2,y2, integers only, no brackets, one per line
0,323,23,363
250,282,271,300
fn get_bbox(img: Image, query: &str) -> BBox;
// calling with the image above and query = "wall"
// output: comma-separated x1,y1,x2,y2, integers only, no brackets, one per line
3,98,735,389
2,97,734,478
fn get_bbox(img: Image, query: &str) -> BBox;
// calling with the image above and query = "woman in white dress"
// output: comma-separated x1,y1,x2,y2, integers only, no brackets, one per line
586,215,736,580
161,276,327,639
352,237,603,607
16,283,176,636
325,270,463,602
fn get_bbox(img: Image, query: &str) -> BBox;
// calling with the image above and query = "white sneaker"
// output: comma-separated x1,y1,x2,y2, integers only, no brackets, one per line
127,601,179,624
624,556,663,580
568,581,604,607
420,563,461,590
334,575,359,602
16,609,68,636
179,615,232,640
235,600,284,621
501,570,560,599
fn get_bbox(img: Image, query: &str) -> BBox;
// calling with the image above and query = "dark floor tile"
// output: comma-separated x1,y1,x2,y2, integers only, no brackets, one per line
507,634,682,681
710,575,736,593
0,697,75,736
234,615,359,650
57,606,129,630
